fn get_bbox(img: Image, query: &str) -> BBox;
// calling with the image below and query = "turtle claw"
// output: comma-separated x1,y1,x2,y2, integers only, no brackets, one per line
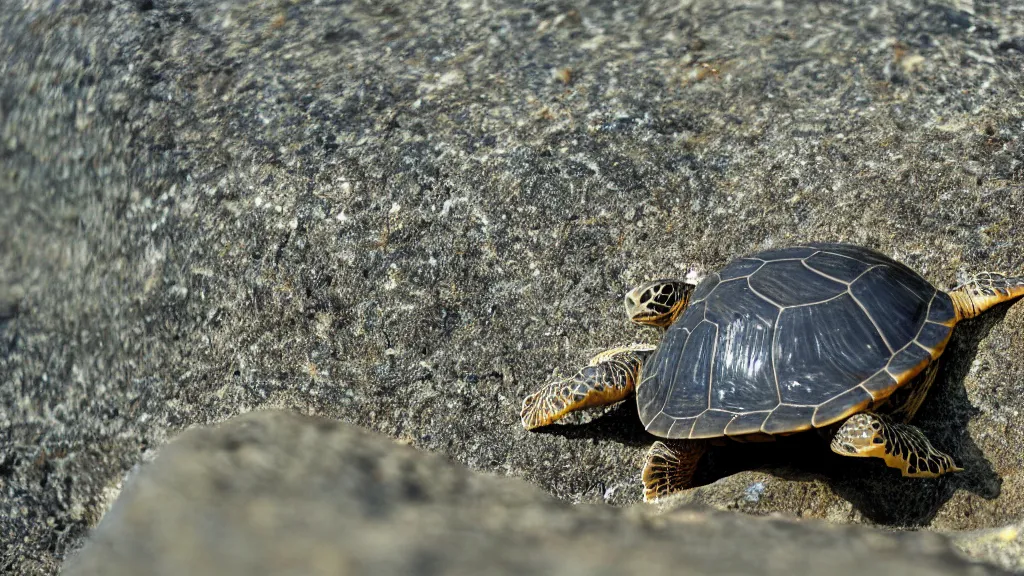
520,392,540,430
520,384,566,430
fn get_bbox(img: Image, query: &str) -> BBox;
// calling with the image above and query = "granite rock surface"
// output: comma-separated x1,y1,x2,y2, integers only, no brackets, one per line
2,0,1024,573
62,410,1009,576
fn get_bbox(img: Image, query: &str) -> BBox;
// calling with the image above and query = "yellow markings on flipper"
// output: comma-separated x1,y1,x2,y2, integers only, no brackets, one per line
521,344,653,430
830,412,962,478
888,422,963,477
520,376,634,430
949,272,1024,322
642,440,706,502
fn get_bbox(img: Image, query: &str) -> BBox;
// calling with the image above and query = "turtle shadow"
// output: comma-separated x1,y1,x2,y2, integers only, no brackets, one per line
822,303,1007,526
530,400,654,449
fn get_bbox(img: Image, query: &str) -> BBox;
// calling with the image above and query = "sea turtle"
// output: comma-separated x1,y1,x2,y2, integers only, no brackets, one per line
520,243,1024,501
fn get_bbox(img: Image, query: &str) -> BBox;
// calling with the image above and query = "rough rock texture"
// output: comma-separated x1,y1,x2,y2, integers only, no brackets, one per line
62,410,1008,576
954,523,1024,574
2,0,1024,573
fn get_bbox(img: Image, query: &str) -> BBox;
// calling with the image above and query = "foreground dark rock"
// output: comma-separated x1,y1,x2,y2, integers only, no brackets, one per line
3,0,1024,573
62,411,1005,576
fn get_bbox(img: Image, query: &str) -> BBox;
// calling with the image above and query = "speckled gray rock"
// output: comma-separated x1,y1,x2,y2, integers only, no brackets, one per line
3,0,1024,573
953,523,1024,574
61,410,1007,576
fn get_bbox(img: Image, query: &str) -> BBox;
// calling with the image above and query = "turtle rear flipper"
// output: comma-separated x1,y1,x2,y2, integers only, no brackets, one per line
830,412,962,477
642,440,706,501
949,272,1024,321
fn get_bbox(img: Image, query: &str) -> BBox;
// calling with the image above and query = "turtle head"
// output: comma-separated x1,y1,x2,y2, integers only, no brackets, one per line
829,413,886,459
625,280,694,329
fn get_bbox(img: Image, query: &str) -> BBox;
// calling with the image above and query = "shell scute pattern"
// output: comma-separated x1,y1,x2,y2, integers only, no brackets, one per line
803,251,872,283
917,321,952,357
718,259,764,281
690,410,738,438
774,294,889,405
849,267,928,351
886,343,933,377
689,273,720,303
657,321,717,419
748,260,846,307
703,280,779,413
723,411,771,436
638,244,953,439
928,291,956,325
861,371,899,396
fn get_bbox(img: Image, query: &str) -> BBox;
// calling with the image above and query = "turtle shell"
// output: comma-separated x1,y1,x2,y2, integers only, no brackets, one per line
636,243,957,440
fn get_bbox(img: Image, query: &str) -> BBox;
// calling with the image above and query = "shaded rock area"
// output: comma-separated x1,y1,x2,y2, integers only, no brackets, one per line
2,0,1024,573
62,410,1008,576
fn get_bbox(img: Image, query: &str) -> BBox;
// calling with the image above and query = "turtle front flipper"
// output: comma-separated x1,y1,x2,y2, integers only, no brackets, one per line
830,412,962,477
642,440,707,501
520,344,655,430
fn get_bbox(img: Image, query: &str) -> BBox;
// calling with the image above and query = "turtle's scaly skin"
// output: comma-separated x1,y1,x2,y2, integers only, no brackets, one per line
950,271,1024,321
641,440,706,501
521,344,654,430
637,243,959,440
